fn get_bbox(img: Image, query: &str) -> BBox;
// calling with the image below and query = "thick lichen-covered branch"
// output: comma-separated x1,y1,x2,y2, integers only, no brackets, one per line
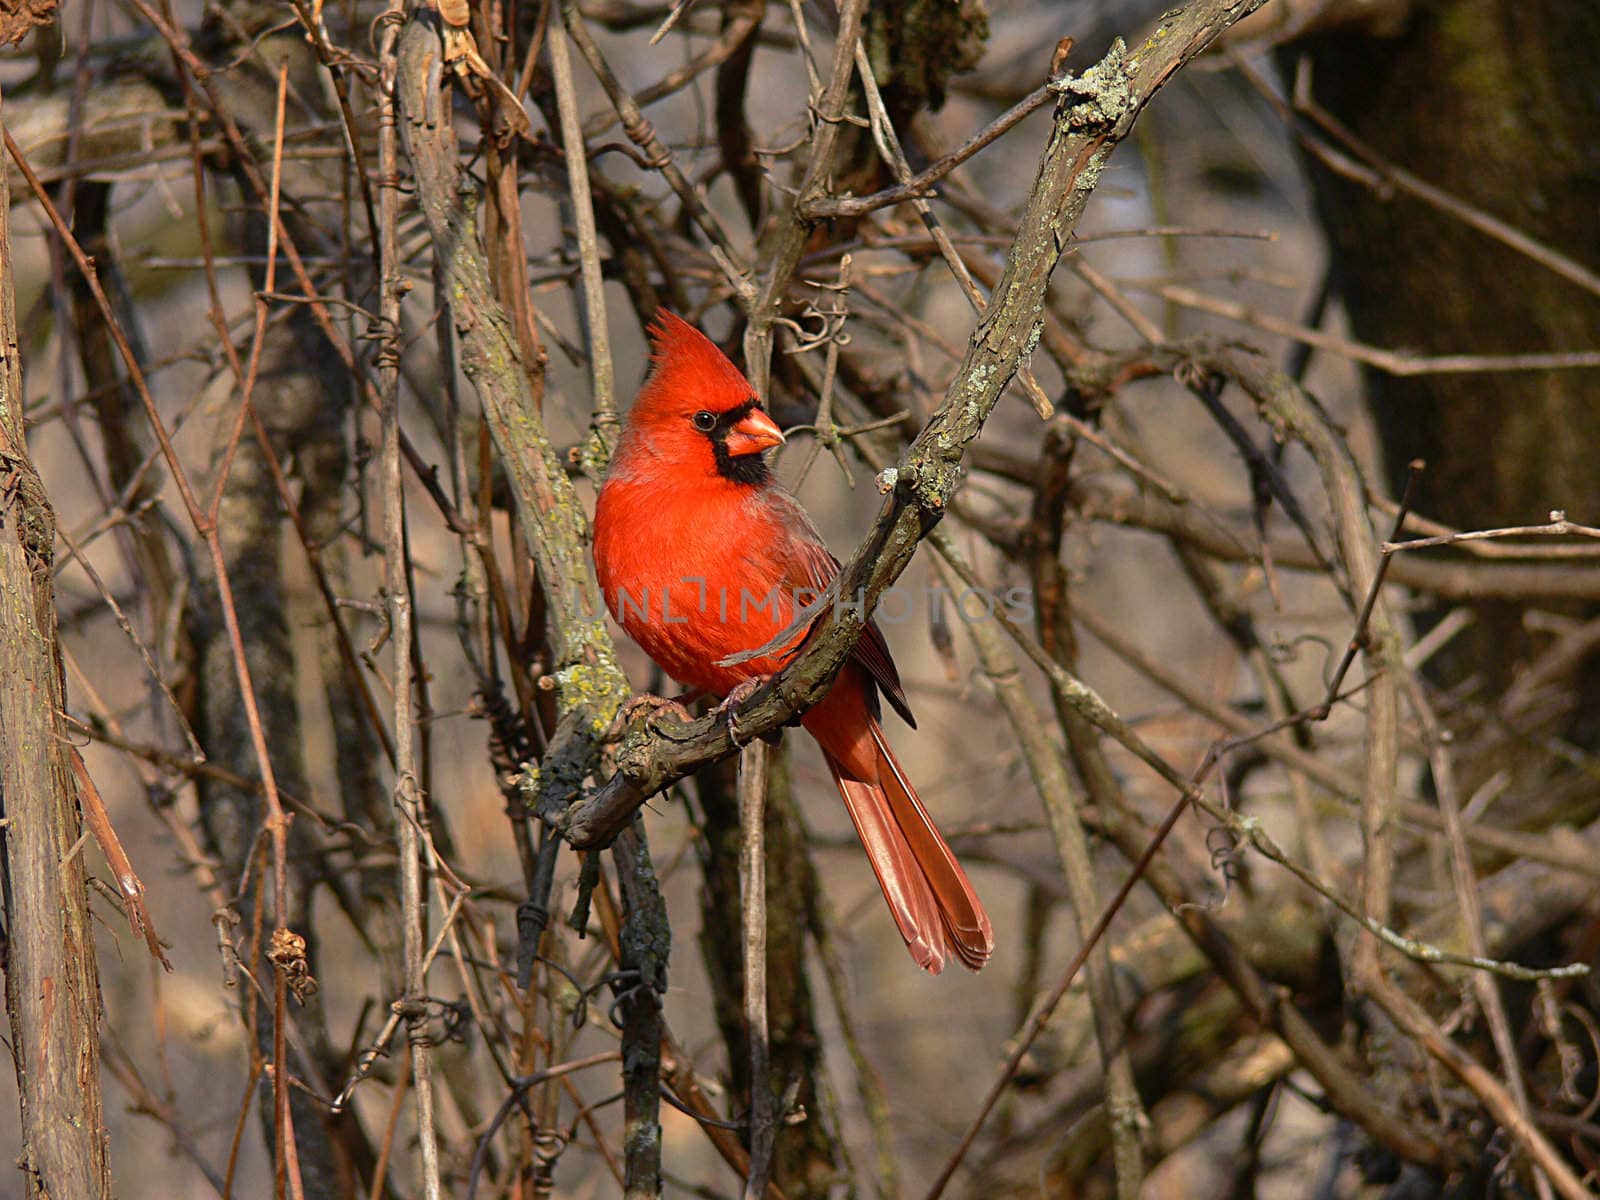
559,0,1271,849
395,8,628,722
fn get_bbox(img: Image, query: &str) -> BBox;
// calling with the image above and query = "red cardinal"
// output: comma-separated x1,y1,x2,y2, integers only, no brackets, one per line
593,310,992,973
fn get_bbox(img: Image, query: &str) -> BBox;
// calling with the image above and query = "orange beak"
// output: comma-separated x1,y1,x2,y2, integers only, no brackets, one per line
723,406,785,456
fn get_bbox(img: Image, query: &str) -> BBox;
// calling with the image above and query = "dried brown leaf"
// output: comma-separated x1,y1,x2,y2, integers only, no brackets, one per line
70,747,172,971
0,0,57,47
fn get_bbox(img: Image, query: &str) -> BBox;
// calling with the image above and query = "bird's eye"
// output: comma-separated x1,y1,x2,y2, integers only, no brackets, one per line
691,410,717,432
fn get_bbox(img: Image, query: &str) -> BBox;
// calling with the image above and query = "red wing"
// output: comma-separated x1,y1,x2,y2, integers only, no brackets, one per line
778,497,917,729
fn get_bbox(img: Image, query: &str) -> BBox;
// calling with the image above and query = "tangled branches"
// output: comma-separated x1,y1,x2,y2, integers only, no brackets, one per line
4,1,1600,1198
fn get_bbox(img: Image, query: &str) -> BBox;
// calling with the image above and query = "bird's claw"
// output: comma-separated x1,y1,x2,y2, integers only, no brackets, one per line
716,675,771,746
608,692,697,742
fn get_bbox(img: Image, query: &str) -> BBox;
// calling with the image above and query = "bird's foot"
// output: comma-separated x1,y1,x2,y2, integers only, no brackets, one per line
715,675,771,746
608,692,698,742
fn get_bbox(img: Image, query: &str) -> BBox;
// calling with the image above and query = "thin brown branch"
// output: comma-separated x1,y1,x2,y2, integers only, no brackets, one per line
1151,280,1600,376
560,0,755,309
742,0,869,396
5,94,307,1200
851,38,1054,419
1405,673,1552,1198
582,0,763,138
1229,50,1600,307
1062,475,1600,601
801,79,1056,220
929,530,1145,1198
1363,972,1592,1200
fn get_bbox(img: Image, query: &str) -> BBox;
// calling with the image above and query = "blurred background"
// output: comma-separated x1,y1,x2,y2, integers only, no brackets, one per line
2,0,1599,1197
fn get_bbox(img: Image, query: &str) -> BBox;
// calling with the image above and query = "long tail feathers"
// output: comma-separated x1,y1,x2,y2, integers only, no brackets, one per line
824,723,994,974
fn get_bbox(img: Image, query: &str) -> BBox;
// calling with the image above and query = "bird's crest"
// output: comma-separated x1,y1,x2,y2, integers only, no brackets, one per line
641,309,755,413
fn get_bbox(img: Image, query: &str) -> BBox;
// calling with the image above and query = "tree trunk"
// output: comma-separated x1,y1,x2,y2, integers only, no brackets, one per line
1295,1,1600,726
0,88,113,1200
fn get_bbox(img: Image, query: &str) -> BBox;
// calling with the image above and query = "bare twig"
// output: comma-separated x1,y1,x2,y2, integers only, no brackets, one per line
6,89,306,1200
1150,281,1600,376
1071,603,1600,881
1384,512,1600,553
1405,673,1552,1199
1224,50,1600,307
739,741,776,1200
922,785,1198,1200
560,0,755,307
377,12,443,1200
547,8,617,434
1062,471,1600,601
801,80,1057,220
612,823,669,1197
742,0,869,397
1363,972,1592,1200
929,530,1145,1199
851,38,1054,418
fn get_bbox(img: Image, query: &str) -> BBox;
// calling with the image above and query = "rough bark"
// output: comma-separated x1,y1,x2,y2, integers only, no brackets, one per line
1296,1,1600,723
0,87,113,1200
613,821,670,1200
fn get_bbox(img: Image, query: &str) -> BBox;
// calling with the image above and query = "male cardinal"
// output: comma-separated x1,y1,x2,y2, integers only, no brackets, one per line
592,310,993,973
